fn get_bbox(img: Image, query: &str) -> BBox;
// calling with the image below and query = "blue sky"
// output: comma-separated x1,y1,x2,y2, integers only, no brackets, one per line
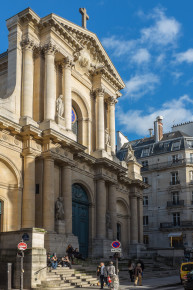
1,0,193,140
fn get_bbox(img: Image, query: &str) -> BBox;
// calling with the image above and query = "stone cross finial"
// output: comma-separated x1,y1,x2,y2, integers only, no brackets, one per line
79,8,89,29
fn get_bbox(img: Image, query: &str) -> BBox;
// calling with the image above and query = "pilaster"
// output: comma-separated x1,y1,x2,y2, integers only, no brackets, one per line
42,154,55,232
62,57,73,131
108,183,117,239
44,42,58,121
95,88,105,151
20,38,36,126
107,96,117,155
22,150,36,228
62,164,72,234
96,178,106,238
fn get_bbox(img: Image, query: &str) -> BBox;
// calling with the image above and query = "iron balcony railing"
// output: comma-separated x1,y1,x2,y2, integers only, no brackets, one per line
167,200,184,207
160,221,193,229
141,158,193,172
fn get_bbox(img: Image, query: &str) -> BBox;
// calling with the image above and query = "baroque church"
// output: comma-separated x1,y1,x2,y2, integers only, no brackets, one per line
0,7,145,288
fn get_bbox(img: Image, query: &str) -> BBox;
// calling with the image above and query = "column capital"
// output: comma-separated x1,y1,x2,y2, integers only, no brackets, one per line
94,88,105,98
61,57,74,70
21,38,36,51
106,96,118,106
43,42,58,55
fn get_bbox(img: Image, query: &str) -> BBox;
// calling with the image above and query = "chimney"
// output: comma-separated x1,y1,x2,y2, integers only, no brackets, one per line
154,116,163,142
148,128,153,137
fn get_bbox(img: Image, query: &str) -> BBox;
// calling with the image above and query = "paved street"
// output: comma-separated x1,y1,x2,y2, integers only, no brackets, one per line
119,275,183,290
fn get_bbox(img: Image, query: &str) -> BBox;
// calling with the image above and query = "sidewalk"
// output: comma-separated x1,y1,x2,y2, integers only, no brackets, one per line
119,275,181,289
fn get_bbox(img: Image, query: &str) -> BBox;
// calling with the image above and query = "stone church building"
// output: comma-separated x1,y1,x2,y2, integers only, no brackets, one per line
0,7,145,288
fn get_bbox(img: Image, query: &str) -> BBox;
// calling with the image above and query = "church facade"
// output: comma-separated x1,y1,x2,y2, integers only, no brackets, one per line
0,7,145,287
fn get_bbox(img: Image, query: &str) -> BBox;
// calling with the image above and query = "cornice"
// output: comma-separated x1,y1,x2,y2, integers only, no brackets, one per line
96,157,126,173
42,128,86,153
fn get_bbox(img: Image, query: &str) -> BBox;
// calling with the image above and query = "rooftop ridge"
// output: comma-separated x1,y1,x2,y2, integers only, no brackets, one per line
0,50,8,59
172,121,193,127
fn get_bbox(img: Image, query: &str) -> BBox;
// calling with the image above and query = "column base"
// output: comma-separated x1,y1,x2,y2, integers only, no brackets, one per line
40,120,77,141
56,114,65,127
92,150,113,160
44,232,78,257
19,116,38,127
55,220,65,234
39,119,59,131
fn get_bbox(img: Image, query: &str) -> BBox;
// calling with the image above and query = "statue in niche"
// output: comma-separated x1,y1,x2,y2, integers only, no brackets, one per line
106,211,112,230
56,95,64,117
55,197,64,221
125,144,136,162
105,128,111,146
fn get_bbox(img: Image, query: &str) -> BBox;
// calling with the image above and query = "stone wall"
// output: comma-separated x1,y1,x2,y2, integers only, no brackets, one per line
0,228,46,289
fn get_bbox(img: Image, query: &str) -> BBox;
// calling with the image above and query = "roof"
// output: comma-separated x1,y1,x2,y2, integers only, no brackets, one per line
117,131,193,161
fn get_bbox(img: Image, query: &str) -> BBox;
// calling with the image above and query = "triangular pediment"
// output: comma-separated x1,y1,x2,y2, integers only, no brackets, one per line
52,14,125,90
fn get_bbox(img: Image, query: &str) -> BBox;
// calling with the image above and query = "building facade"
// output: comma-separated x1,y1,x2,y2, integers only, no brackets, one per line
117,117,193,251
0,8,145,287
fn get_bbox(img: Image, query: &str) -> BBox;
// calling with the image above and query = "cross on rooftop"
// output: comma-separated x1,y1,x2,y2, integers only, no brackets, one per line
79,8,89,29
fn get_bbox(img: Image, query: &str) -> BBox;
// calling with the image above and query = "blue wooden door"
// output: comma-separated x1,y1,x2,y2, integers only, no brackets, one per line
72,184,89,258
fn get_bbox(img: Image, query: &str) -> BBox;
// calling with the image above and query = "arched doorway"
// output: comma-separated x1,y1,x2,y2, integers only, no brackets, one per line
72,184,89,257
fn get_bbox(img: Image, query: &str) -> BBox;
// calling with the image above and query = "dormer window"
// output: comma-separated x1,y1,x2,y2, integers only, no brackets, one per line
141,148,149,157
187,140,193,148
172,141,180,151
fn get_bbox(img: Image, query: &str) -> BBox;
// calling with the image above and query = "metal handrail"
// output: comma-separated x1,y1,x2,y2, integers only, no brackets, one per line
34,266,48,275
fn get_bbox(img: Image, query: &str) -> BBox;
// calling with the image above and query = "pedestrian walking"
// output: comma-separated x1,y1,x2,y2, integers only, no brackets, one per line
134,263,142,286
107,261,115,286
100,262,108,289
128,259,135,282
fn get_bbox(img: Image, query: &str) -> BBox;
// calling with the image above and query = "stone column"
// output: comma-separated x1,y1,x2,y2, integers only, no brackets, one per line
62,58,72,131
62,165,72,234
44,43,57,121
138,196,143,244
21,39,35,118
96,89,105,150
108,97,116,154
130,196,138,244
22,153,36,228
96,179,106,238
109,183,117,239
42,156,55,231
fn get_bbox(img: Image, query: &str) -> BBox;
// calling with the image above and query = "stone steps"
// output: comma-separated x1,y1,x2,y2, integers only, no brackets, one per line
34,266,99,289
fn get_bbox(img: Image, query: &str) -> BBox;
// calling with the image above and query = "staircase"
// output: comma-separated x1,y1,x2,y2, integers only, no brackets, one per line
33,267,99,289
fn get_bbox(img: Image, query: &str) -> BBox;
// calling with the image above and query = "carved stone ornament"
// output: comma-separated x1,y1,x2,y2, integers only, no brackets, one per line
79,49,90,68
43,42,58,55
55,197,64,221
125,144,136,163
56,95,64,117
105,128,111,146
21,38,36,51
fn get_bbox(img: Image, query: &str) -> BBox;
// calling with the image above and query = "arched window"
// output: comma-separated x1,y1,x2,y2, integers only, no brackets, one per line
117,223,121,241
72,107,78,140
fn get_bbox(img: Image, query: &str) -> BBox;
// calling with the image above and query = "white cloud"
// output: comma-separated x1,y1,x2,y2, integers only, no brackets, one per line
175,49,193,63
141,8,181,47
131,48,151,64
124,73,159,99
117,95,193,136
102,36,135,57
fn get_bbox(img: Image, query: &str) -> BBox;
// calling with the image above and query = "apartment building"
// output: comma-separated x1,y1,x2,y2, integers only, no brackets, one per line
117,118,193,249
